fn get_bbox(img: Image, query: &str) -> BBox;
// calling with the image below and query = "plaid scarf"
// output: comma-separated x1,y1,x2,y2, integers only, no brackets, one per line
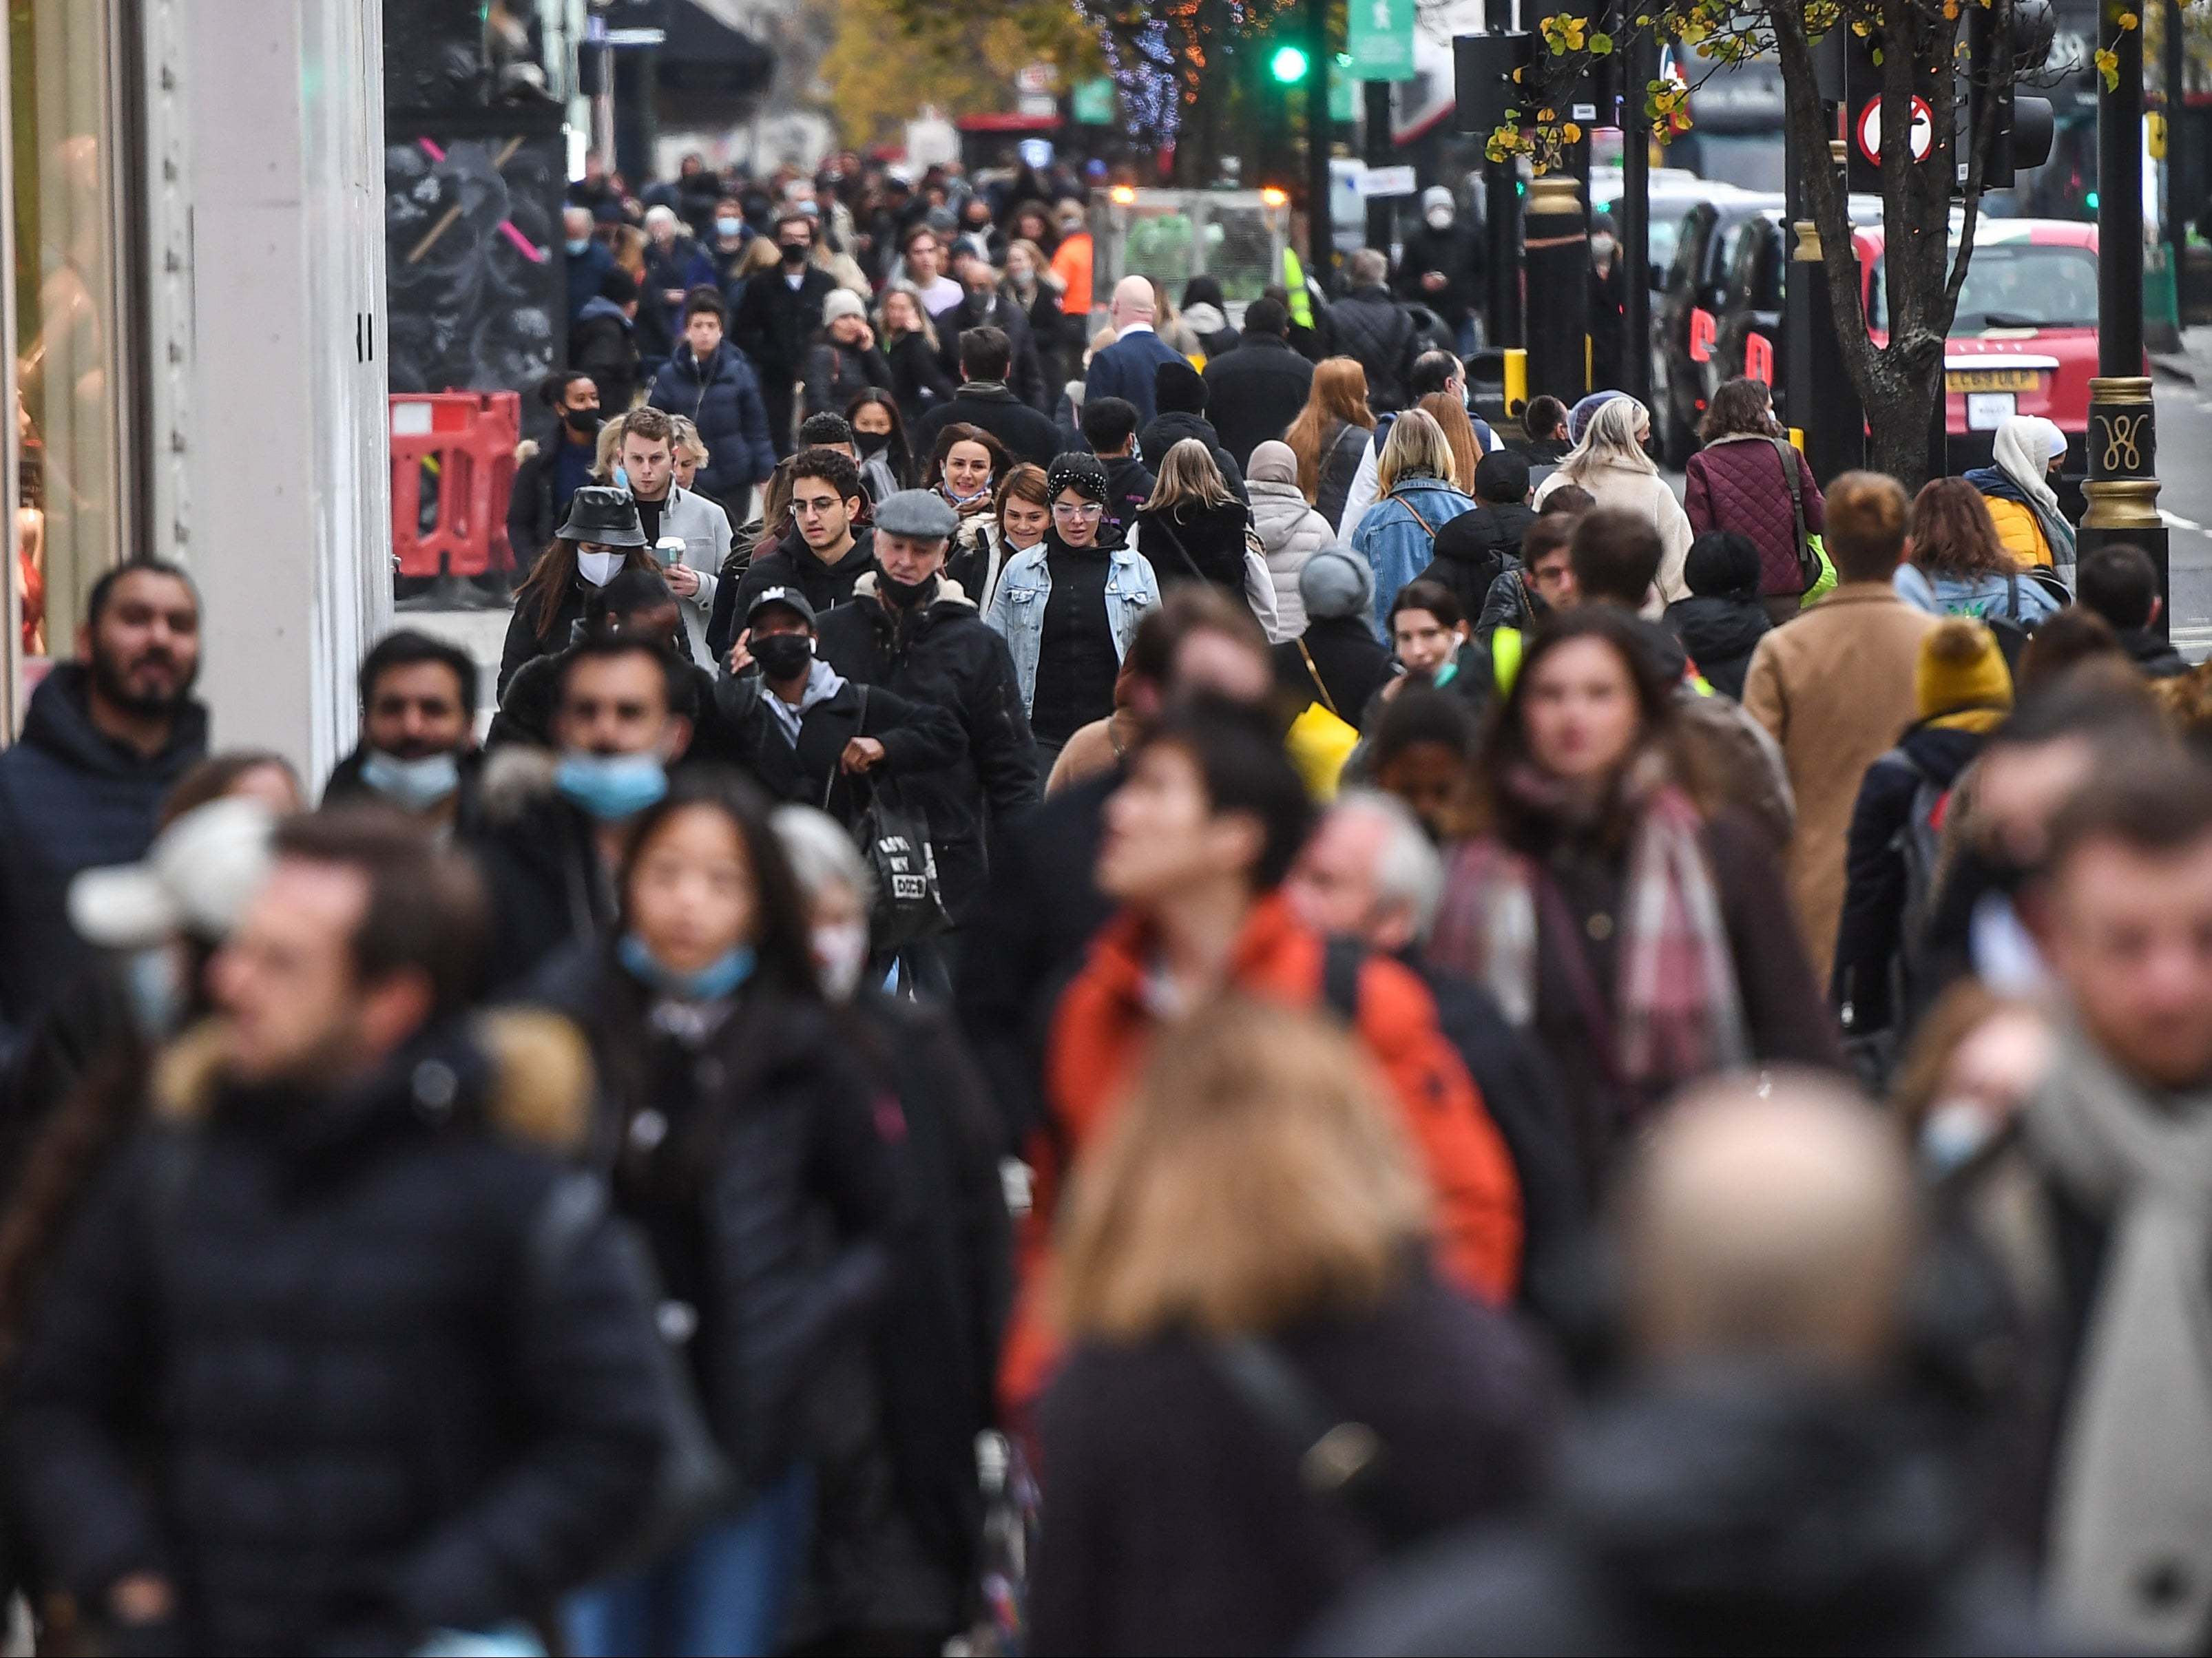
1429,775,1747,1093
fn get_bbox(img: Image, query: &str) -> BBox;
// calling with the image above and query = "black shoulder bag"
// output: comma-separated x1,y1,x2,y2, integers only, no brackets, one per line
839,684,952,949
1771,435,1821,594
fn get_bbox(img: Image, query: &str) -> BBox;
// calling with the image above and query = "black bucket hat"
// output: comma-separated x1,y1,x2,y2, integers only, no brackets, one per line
559,484,647,547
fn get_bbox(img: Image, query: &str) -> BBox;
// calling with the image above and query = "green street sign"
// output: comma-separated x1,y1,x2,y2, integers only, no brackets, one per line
1345,0,1415,81
1329,57,1357,120
1072,76,1116,125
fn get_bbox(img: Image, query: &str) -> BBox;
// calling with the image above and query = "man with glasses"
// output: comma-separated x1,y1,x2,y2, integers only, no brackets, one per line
727,447,879,651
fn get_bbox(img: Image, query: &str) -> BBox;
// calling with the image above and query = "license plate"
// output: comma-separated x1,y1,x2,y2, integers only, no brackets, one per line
1946,368,2041,392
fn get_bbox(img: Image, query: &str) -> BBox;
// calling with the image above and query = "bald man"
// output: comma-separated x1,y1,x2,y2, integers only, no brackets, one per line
1310,1071,2051,1655
1081,275,1185,426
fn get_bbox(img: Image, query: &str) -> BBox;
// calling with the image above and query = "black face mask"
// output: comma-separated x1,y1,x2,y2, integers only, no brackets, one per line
562,406,603,436
752,633,814,680
878,571,937,609
853,428,890,457
780,240,810,265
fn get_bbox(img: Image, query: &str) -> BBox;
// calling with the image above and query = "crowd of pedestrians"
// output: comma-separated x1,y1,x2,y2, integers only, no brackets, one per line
8,143,2212,1658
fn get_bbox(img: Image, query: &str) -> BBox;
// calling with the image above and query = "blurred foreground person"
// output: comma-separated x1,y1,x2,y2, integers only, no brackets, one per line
8,813,664,1655
551,774,904,1657
1028,1002,1547,1657
2025,758,2212,1652
323,629,481,829
1312,1073,2052,1655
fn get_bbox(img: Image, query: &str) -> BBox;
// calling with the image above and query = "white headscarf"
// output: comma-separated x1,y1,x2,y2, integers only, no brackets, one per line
1992,414,2066,518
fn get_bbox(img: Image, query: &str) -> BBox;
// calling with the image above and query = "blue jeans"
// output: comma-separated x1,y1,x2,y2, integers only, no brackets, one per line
564,1465,815,1657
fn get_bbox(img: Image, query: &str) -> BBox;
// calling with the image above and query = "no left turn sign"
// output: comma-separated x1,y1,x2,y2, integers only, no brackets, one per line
1857,94,1933,165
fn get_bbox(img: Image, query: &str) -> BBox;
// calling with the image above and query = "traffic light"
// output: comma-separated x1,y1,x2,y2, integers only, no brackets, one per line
1271,44,1311,84
1969,0,2057,188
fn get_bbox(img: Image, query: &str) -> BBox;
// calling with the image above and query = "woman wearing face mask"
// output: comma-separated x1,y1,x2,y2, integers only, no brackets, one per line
500,485,660,696
986,453,1162,773
768,804,1013,1656
552,772,908,1658
802,289,893,421
947,462,1050,613
1587,211,1629,394
924,425,1012,523
1426,608,1835,1193
876,284,957,430
844,389,910,501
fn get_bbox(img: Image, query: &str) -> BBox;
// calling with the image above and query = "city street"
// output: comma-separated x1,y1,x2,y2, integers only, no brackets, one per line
2154,332,2212,661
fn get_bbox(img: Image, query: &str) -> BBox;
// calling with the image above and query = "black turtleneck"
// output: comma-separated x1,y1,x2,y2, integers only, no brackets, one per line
1031,531,1118,746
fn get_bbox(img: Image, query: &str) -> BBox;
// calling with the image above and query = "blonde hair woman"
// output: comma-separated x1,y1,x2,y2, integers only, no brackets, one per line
1535,395,1694,602
1283,357,1377,530
1030,1001,1544,1657
668,414,709,492
1350,409,1479,639
1134,439,1279,636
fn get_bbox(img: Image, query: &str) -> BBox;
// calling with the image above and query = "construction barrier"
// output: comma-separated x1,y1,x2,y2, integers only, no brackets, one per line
391,392,519,578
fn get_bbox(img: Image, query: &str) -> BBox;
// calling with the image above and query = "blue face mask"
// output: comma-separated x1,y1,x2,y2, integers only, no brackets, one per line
555,751,668,820
124,945,186,1038
618,933,756,1001
359,748,460,812
565,237,592,257
716,217,744,239
614,465,630,492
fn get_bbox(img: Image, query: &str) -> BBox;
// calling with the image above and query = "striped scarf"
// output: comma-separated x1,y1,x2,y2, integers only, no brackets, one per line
1429,776,1747,1093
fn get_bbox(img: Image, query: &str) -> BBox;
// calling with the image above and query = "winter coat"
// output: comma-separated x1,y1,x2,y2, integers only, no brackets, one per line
938,290,1050,413
815,574,1041,918
704,666,965,832
1353,477,1481,640
945,518,1021,615
1893,562,2063,627
569,295,638,415
730,261,837,381
1003,894,1527,1416
1180,302,1239,362
1101,453,1157,544
2118,625,2191,678
987,536,1160,720
1966,466,2065,569
1663,592,1771,701
467,753,624,985
0,667,207,1047
1394,220,1485,328
1315,419,1372,534
1248,479,1333,636
1419,502,1538,625
1134,499,1254,596
1307,1368,2051,1657
647,484,739,669
913,382,1064,471
1275,615,1397,732
802,335,893,419
1830,721,1987,1037
1329,284,1418,412
1082,328,1187,428
1477,564,1540,644
1028,1274,1547,1658
727,527,881,649
488,646,711,755
1538,461,1695,602
881,332,959,432
1742,584,1939,989
565,236,614,322
507,434,601,574
6,1014,666,1656
647,342,778,505
1136,410,1248,503
1200,334,1315,470
499,574,596,696
1684,434,1827,598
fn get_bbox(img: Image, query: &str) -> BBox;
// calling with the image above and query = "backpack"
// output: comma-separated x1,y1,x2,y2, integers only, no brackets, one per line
1841,746,1951,1090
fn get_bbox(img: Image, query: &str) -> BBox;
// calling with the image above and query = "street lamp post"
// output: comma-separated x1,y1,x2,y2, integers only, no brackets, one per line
2081,1,2170,631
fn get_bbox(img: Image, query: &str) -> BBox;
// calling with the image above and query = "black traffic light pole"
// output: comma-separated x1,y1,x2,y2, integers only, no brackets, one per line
1483,0,1523,348
1306,0,1334,284
1620,27,1653,403
2080,0,2169,629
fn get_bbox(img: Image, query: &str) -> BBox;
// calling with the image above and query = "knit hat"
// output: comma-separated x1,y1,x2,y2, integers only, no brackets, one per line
1047,451,1109,504
822,288,866,324
1300,545,1374,621
1246,440,1298,486
1915,618,2014,721
1154,357,1208,414
1568,390,1623,443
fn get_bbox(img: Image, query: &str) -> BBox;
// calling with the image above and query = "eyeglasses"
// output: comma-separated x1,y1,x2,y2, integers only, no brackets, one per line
1052,501,1104,519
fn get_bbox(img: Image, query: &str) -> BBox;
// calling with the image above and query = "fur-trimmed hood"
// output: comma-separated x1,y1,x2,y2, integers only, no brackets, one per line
850,569,978,614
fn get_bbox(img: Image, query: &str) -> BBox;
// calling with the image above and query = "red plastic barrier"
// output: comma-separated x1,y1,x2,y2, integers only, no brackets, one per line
391,392,521,578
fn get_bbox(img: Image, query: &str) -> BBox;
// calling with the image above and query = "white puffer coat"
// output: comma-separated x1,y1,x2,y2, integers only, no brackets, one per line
1246,478,1335,638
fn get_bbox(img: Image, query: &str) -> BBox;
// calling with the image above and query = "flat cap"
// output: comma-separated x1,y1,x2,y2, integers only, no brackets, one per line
873,488,961,541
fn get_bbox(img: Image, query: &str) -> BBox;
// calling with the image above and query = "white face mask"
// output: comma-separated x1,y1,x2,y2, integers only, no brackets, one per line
813,919,870,1001
577,549,623,586
1426,207,1454,231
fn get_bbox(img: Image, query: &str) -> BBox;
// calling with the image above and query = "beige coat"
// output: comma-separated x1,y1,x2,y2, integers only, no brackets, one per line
1742,582,1939,989
1535,459,1695,602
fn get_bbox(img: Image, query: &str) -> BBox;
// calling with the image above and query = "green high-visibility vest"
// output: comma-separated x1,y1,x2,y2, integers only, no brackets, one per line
1492,626,1522,692
1282,247,1315,329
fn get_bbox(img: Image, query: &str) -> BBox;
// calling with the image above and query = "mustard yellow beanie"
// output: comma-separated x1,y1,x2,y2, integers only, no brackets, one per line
1915,617,2014,721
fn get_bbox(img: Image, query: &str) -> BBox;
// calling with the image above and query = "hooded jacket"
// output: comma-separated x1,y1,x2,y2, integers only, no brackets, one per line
1134,498,1255,597
1275,613,1396,732
0,667,209,1047
815,573,1041,917
646,340,778,505
1419,501,1538,625
1101,452,1157,543
1663,592,1772,702
1136,409,1249,503
706,662,965,832
6,1013,665,1655
727,526,881,651
467,750,627,986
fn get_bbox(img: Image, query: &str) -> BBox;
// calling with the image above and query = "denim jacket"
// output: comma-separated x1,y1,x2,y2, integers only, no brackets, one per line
1348,476,1479,640
985,540,1162,713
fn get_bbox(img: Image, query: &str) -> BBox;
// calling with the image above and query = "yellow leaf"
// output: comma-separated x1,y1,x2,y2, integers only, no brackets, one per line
1562,121,1583,142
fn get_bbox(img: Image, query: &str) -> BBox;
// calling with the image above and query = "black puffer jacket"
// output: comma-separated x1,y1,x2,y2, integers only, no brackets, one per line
1328,285,1417,412
1420,503,1538,625
1136,410,1248,503
815,574,1040,918
1477,565,1541,644
6,1016,665,1657
1136,499,1253,596
1307,1367,2048,1656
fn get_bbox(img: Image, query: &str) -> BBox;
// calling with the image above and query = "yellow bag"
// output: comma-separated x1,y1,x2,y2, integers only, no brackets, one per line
1286,700,1361,801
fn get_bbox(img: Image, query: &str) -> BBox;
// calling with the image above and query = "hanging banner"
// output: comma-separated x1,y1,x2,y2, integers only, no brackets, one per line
1345,0,1417,81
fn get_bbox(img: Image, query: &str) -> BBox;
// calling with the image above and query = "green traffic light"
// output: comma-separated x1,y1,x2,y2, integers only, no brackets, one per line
1271,44,1309,83
2085,190,2100,209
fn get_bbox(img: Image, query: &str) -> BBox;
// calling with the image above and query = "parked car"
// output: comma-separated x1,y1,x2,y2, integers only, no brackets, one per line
1650,191,1784,465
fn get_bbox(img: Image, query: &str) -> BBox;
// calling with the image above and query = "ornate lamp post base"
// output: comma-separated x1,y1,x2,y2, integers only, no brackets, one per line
2077,377,2170,626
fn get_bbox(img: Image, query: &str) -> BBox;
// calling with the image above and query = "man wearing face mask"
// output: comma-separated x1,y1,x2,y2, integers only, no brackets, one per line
1588,211,1629,394
705,587,963,836
731,210,837,461
472,634,696,985
490,569,716,756
816,490,1038,935
508,372,603,579
1394,187,1486,357
324,631,481,832
646,291,775,525
562,206,613,324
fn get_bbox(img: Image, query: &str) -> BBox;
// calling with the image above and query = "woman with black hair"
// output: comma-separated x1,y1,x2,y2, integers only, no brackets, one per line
845,388,910,501
499,485,662,695
554,769,908,1658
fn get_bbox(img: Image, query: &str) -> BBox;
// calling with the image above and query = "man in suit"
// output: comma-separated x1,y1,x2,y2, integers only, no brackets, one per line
1080,276,1186,428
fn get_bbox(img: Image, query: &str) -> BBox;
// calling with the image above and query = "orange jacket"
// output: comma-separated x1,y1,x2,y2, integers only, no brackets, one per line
1051,230,1094,322
998,893,1523,1418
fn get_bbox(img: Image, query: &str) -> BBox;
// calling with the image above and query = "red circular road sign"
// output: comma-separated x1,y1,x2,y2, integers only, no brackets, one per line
1857,94,1933,165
